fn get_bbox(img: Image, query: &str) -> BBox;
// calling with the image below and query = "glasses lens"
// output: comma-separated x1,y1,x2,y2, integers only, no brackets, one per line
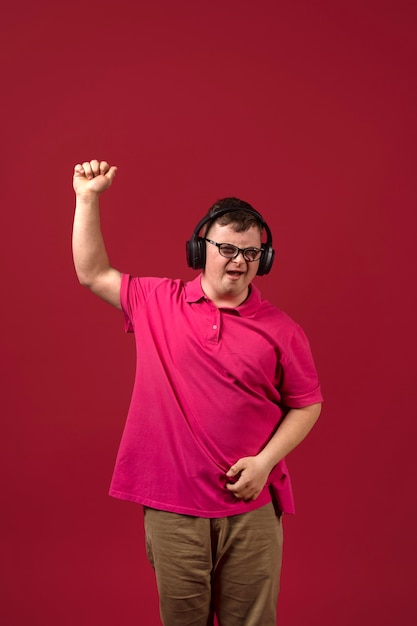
219,244,238,258
244,248,262,262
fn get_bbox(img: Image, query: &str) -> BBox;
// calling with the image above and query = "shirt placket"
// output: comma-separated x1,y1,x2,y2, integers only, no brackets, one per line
206,305,221,345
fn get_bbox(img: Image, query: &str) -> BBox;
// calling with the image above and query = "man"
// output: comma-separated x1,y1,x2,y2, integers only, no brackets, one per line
72,159,322,626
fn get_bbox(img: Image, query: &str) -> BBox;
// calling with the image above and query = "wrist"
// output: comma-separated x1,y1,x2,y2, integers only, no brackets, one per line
256,450,279,474
75,191,101,208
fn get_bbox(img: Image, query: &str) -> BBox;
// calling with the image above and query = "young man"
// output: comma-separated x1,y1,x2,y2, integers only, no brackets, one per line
72,159,322,626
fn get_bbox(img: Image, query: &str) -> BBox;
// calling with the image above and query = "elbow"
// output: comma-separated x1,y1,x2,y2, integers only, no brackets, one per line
311,402,322,423
75,269,95,290
79,278,93,290
299,402,322,429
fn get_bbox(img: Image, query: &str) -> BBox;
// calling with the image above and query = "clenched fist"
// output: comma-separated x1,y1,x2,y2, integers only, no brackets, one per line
73,159,118,196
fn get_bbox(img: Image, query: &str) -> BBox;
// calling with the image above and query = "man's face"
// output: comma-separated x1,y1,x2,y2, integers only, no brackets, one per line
201,221,262,307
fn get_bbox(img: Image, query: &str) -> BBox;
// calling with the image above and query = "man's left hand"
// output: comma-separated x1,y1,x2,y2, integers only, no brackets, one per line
226,456,270,501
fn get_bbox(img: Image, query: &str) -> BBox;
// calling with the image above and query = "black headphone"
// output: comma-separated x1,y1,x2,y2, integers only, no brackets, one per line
186,207,275,276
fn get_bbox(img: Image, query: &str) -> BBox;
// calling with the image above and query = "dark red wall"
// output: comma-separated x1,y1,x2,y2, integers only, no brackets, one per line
2,1,416,624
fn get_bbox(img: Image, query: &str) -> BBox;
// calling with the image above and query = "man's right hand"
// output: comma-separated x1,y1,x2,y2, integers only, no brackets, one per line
73,159,118,196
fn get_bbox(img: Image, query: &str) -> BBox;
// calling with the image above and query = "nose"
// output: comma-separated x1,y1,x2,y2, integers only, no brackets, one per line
231,250,246,264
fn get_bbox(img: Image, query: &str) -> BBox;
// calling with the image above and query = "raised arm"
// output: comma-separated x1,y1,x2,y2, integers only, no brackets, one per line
72,159,122,308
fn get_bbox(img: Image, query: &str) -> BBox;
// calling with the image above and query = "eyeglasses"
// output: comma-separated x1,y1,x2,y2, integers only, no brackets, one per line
204,238,263,262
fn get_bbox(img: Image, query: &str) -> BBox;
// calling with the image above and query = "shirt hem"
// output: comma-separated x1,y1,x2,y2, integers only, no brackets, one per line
109,488,287,518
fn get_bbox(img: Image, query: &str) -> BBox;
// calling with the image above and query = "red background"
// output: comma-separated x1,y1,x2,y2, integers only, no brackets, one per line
1,1,416,624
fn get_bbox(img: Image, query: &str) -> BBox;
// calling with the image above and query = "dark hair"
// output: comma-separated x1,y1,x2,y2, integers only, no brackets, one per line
204,197,263,234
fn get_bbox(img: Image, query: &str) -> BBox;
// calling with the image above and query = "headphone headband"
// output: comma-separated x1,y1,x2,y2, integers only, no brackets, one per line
186,206,275,275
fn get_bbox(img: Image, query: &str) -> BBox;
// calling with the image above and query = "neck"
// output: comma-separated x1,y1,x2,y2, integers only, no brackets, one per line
200,278,250,308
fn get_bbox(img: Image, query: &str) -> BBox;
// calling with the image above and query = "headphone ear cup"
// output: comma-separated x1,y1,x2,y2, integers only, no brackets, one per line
186,236,206,269
257,246,275,275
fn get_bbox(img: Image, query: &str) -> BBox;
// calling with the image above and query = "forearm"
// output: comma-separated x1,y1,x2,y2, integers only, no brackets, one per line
257,403,322,473
72,192,111,287
226,403,321,500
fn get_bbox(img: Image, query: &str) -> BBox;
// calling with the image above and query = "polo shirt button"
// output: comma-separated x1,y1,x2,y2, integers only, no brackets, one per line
212,324,217,330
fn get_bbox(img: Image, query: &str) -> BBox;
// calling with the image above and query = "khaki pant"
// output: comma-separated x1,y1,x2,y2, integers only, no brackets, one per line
144,503,283,626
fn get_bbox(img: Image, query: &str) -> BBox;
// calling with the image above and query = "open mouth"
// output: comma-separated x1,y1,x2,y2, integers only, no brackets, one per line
226,270,244,279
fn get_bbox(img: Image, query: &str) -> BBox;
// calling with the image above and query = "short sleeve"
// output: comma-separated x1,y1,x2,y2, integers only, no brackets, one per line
120,274,173,333
120,273,135,332
279,324,323,408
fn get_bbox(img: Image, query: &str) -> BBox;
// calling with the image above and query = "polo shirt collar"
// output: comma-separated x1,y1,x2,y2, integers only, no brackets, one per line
184,274,261,318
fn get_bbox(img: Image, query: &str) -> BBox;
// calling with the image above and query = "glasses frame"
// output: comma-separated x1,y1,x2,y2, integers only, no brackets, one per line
204,238,263,262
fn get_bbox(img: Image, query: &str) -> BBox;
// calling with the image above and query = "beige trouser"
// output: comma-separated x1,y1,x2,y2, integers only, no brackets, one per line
144,502,283,626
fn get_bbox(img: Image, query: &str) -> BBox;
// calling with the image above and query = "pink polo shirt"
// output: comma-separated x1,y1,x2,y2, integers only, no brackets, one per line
109,273,323,517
